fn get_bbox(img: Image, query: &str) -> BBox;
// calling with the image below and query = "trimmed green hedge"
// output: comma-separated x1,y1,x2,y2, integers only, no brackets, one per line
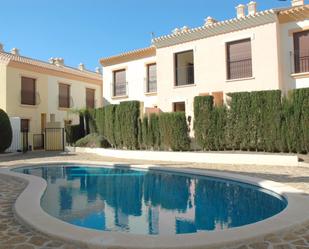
95,108,104,136
194,88,309,154
159,112,190,151
104,104,116,147
0,109,12,152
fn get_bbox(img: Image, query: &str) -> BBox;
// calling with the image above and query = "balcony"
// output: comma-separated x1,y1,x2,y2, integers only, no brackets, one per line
175,64,195,86
227,58,252,80
112,82,128,98
291,50,309,74
145,79,157,94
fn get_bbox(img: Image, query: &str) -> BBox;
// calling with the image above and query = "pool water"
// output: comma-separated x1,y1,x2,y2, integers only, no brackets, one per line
14,165,287,235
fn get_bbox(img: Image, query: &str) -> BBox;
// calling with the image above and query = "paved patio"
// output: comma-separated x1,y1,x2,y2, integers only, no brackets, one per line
0,151,309,249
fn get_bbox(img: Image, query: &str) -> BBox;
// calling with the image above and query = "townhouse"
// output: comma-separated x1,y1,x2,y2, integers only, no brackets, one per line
100,0,309,122
0,46,102,149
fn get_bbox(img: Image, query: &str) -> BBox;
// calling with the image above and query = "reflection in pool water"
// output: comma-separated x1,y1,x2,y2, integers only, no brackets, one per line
15,165,287,235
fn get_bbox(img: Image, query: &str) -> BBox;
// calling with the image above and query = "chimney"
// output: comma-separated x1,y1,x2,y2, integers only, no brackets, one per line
54,58,64,66
291,0,304,6
247,1,257,15
11,48,20,56
236,4,246,18
181,26,189,33
78,63,85,71
0,43,3,52
172,28,181,35
204,16,217,26
95,67,102,74
49,57,55,64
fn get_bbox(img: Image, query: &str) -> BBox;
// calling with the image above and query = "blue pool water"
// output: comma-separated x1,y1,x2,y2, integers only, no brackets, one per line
14,165,287,235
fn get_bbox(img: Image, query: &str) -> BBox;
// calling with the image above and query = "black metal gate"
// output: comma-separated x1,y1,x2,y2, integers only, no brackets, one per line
22,132,29,153
45,128,65,151
33,134,45,150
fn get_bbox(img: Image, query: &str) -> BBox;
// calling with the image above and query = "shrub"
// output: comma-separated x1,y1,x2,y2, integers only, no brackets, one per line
95,108,105,136
104,104,116,147
75,133,111,148
193,96,215,150
148,114,161,150
114,105,123,148
0,109,12,152
140,116,149,149
65,124,82,146
118,101,140,150
159,112,190,151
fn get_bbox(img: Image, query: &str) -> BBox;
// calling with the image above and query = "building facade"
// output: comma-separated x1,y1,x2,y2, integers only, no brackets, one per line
101,47,158,113
0,47,102,149
100,0,309,123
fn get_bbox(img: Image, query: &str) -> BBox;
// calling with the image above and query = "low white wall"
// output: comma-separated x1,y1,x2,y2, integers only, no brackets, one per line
66,147,299,167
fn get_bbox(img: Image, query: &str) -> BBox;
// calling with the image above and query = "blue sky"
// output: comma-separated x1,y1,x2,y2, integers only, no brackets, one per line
0,0,295,71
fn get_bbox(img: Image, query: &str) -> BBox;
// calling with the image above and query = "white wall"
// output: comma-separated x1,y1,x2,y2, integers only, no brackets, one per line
279,20,309,92
156,22,281,119
103,56,158,110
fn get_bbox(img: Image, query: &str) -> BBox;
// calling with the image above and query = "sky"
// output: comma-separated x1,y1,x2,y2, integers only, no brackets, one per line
0,0,297,71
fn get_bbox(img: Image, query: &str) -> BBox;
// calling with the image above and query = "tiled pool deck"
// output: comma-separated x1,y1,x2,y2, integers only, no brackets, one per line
0,151,308,249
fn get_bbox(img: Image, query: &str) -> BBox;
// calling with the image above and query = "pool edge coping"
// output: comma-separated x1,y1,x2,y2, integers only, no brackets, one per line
0,160,309,249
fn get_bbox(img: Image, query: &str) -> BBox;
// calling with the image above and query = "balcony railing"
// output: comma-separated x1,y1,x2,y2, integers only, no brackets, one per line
58,96,74,108
291,50,309,74
112,82,128,97
20,91,41,105
227,58,252,80
175,65,195,86
145,79,157,93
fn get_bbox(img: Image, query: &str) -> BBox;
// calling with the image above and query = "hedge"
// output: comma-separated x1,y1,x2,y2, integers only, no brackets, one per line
159,112,190,151
0,109,12,152
104,104,116,147
148,114,161,150
194,88,309,154
95,108,104,136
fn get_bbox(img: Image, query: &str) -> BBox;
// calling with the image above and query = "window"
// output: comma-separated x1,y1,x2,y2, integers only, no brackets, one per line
293,30,309,73
146,63,157,93
86,88,95,109
21,77,36,105
175,50,194,86
20,119,30,132
58,83,70,108
226,39,252,80
113,69,127,97
173,102,186,112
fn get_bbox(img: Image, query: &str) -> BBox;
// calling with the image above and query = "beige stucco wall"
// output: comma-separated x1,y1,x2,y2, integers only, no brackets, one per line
4,66,102,148
0,63,7,110
156,22,281,119
6,67,49,143
47,76,102,125
278,19,309,92
103,55,158,110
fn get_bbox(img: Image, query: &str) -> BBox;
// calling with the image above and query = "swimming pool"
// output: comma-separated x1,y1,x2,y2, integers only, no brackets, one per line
14,164,287,235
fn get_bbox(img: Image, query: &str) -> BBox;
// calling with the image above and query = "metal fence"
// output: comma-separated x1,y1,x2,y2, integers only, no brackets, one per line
292,50,309,74
227,58,252,80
